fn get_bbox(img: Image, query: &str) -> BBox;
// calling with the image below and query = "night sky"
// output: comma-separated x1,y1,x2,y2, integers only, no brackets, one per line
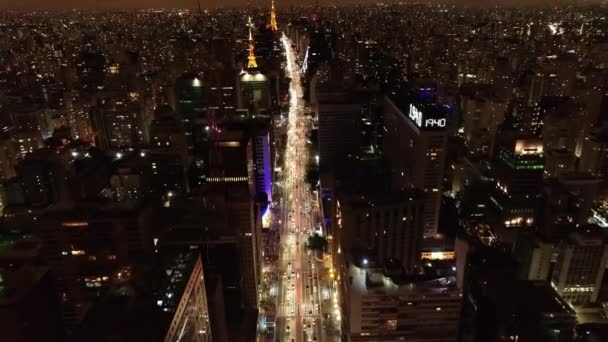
0,0,599,10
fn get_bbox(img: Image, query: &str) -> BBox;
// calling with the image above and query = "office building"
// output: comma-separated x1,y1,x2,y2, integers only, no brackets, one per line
316,91,363,169
343,263,461,341
175,74,207,132
204,127,261,308
461,90,507,158
551,228,608,306
238,71,271,113
252,125,272,202
491,132,544,229
513,233,553,281
70,252,214,342
383,92,448,237
159,252,212,342
336,190,424,273
16,151,68,208
91,95,143,149
541,174,601,240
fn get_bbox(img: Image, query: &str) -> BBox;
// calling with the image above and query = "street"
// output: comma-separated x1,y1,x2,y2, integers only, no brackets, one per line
269,33,340,342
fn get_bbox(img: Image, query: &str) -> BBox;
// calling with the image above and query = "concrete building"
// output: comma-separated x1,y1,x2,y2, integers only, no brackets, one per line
160,252,212,342
342,264,461,342
491,134,544,229
551,228,608,306
316,92,362,170
336,190,424,273
237,71,271,112
383,94,448,237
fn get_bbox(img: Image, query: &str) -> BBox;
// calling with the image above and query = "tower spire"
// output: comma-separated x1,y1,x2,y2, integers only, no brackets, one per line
270,0,278,31
247,16,258,69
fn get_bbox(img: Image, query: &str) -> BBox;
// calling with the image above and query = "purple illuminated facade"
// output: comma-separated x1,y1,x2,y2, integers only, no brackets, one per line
254,133,272,203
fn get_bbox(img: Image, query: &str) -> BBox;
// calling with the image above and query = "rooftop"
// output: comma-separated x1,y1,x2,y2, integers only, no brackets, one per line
156,251,199,313
348,263,459,296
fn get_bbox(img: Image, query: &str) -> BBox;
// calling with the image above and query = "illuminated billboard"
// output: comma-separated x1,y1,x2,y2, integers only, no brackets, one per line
408,104,446,129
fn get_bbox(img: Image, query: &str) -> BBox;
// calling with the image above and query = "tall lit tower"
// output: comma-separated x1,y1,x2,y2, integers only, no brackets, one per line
269,1,278,31
247,16,258,69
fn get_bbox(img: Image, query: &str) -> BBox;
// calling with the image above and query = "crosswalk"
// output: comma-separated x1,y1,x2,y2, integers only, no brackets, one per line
277,303,296,317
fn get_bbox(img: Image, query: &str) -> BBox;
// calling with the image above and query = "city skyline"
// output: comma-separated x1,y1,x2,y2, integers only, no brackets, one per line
0,1,607,342
0,0,604,10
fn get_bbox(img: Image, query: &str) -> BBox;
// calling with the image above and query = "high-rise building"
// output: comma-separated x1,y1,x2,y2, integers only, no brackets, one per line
551,227,608,306
0,136,18,182
491,132,544,229
383,93,448,237
16,151,68,208
204,127,261,308
69,251,214,342
158,252,212,342
91,95,143,149
579,127,608,196
251,122,272,202
175,74,207,135
461,90,507,158
513,233,553,281
316,92,362,169
11,130,42,159
238,72,271,113
336,190,424,273
342,263,461,341
541,174,601,240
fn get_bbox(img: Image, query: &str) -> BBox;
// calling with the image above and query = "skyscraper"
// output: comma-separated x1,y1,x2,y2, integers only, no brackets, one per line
551,227,608,306
491,132,544,229
383,91,448,237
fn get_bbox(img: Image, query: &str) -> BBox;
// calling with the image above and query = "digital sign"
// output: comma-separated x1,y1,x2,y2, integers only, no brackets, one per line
408,104,447,129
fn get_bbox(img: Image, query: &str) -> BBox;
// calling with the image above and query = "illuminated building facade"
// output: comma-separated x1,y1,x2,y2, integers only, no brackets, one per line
92,96,143,149
237,72,271,112
160,252,212,342
12,131,42,159
238,17,271,113
65,91,95,144
269,1,278,32
551,229,608,306
383,94,448,237
491,135,544,228
253,130,272,203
